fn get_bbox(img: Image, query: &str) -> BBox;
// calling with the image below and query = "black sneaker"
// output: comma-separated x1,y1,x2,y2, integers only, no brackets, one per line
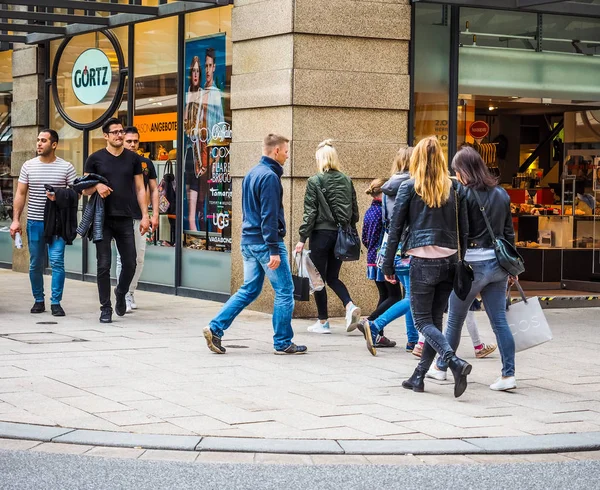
203,326,226,354
100,307,113,324
51,304,65,317
30,301,45,314
375,335,397,348
114,288,126,317
274,343,308,355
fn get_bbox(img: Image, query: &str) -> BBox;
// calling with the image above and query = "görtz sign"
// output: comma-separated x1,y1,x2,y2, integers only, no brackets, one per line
72,48,112,105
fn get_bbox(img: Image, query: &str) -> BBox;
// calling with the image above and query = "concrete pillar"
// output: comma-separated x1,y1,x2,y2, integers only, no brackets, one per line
230,0,411,318
10,42,46,273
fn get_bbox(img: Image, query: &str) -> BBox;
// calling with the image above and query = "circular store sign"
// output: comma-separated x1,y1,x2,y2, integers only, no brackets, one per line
469,121,490,140
71,49,112,105
51,30,126,130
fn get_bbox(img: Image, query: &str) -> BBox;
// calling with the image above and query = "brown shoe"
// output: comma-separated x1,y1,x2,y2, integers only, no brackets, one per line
203,326,226,354
475,343,497,359
412,342,423,358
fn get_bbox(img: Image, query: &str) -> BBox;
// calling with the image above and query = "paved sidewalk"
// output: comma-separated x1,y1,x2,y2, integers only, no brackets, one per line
1,269,599,445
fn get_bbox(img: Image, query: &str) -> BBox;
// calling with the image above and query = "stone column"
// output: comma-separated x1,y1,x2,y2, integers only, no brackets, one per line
231,0,411,318
10,41,46,273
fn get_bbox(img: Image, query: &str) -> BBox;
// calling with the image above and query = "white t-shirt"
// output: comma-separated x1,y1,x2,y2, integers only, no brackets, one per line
18,157,77,221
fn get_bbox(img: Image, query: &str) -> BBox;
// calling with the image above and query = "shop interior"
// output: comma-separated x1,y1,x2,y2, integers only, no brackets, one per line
459,95,600,290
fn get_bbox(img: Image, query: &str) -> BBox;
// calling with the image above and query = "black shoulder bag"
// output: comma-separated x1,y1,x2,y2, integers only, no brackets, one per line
453,187,474,301
318,175,361,262
473,190,525,277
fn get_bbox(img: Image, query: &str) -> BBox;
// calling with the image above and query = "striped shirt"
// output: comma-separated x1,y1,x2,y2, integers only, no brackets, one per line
18,157,77,221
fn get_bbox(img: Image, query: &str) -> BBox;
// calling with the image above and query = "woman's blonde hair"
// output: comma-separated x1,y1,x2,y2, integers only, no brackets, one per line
410,136,451,208
315,139,341,173
391,146,413,176
365,178,386,196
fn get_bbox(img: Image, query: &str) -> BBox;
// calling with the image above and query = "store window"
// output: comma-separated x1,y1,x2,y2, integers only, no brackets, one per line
413,3,452,161
132,16,178,286
0,50,12,265
181,6,232,293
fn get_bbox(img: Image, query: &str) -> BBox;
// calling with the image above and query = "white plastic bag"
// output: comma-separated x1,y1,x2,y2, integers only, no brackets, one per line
293,250,325,294
506,281,553,352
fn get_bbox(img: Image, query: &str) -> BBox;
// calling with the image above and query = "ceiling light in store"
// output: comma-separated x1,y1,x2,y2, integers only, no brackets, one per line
489,105,497,111
511,96,519,99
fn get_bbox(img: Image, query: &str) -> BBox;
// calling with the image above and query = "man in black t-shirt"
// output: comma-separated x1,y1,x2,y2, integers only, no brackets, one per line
115,126,159,313
82,118,150,323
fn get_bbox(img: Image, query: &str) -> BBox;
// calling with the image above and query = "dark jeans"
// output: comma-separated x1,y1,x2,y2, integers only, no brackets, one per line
309,230,352,320
368,281,402,321
409,255,458,372
95,216,137,309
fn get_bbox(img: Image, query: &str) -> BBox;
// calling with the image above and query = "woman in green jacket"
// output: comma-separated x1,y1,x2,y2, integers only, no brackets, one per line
295,140,361,334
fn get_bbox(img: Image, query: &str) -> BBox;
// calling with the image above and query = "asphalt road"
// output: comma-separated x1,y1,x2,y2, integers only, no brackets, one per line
1,449,599,490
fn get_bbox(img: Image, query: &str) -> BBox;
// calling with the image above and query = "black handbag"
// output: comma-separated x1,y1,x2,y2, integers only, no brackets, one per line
318,175,361,262
473,190,525,277
292,255,310,301
453,188,474,301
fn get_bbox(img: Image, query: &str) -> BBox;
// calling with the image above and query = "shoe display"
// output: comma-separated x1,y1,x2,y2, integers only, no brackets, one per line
114,288,127,317
50,304,65,317
375,335,397,348
426,366,447,381
475,343,497,359
402,368,426,393
30,301,45,314
412,342,423,358
203,326,226,354
307,320,331,334
129,292,137,310
100,307,113,324
274,343,308,355
125,293,133,314
490,376,517,391
345,303,362,332
360,319,377,357
406,342,416,352
448,355,472,398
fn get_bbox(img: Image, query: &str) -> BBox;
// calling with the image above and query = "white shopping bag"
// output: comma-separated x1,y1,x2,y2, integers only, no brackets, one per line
293,250,325,294
506,281,553,352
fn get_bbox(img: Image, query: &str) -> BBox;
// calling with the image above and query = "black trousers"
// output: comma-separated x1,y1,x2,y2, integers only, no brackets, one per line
309,230,352,320
368,281,402,321
95,216,137,309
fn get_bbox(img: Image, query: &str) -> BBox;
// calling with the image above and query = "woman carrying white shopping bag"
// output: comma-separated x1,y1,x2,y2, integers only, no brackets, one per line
430,147,523,392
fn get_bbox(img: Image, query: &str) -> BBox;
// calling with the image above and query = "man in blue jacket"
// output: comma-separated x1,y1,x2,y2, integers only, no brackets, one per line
203,134,307,355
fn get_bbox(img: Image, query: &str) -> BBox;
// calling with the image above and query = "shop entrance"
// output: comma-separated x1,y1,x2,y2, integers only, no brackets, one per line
455,95,600,291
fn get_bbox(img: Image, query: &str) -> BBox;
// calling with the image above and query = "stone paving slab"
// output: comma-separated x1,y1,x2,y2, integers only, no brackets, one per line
465,432,600,454
0,421,73,442
338,438,482,455
1,270,600,453
197,436,344,454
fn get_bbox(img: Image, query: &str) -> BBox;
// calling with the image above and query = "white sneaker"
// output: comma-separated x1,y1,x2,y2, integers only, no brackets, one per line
125,293,133,314
345,303,362,332
307,320,331,334
129,292,137,310
490,376,517,391
426,366,447,381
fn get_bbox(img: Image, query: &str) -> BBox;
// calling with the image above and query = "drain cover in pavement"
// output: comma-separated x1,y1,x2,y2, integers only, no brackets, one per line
36,321,58,325
0,332,87,344
224,344,249,349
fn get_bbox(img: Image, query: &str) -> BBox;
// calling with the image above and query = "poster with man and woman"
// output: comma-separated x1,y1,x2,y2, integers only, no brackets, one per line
183,33,232,252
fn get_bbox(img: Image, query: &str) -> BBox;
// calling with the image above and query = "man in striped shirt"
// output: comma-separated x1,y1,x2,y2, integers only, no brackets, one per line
10,129,77,316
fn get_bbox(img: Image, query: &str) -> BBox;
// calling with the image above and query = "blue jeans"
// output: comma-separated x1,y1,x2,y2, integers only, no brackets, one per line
371,270,417,343
437,258,515,377
27,220,66,305
209,242,295,351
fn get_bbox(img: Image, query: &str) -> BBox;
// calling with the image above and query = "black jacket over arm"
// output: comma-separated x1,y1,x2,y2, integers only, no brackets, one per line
73,174,109,243
382,179,468,276
43,187,79,245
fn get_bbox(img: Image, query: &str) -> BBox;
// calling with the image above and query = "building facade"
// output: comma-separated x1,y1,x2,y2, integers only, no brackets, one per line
3,1,600,317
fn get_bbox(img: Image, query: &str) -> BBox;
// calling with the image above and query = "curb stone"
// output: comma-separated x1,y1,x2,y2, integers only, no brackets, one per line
2,422,600,455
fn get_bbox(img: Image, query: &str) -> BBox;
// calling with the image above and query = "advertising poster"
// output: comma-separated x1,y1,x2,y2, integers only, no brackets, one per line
183,33,232,252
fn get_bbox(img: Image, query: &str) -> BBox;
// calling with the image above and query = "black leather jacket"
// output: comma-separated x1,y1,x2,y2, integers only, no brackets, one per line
382,179,468,276
74,174,109,243
464,185,515,248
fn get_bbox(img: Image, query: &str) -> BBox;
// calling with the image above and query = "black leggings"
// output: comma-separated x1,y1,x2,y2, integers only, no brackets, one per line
309,230,352,320
368,280,402,321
